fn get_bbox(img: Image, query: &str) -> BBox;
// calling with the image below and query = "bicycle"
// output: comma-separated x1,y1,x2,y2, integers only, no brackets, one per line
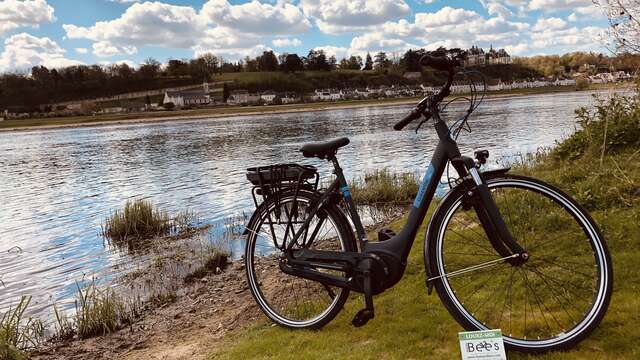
243,55,612,353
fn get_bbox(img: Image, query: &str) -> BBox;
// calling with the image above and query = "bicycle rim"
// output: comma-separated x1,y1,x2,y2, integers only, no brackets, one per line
246,193,349,328
433,177,610,350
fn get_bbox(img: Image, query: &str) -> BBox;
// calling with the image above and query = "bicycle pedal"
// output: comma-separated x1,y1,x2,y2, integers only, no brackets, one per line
377,228,396,242
351,308,375,327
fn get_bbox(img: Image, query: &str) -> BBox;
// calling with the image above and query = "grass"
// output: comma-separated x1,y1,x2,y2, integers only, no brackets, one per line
208,92,640,359
0,297,45,360
102,199,200,251
349,168,419,206
74,281,122,339
184,249,229,283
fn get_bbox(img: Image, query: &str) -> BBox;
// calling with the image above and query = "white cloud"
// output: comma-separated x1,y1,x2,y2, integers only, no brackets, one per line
568,5,605,22
349,32,418,56
75,47,88,54
98,59,136,68
201,0,311,35
530,25,604,50
92,41,137,57
193,26,266,59
484,2,513,18
0,33,83,72
272,38,302,47
532,17,567,32
528,0,592,11
300,0,410,34
0,0,55,36
314,46,349,59
63,1,206,52
415,7,479,27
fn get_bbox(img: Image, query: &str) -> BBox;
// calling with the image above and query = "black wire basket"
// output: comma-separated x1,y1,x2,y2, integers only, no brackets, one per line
246,163,319,207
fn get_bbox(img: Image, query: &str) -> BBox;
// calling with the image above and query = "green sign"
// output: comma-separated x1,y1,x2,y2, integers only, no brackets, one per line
459,329,507,360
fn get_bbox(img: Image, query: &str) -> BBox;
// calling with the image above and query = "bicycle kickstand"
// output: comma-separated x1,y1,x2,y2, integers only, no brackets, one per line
352,258,375,327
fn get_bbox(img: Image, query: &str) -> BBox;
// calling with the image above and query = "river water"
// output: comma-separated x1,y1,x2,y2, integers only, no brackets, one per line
0,90,615,318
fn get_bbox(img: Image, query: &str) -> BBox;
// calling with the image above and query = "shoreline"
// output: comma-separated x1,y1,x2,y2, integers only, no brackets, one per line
0,85,628,133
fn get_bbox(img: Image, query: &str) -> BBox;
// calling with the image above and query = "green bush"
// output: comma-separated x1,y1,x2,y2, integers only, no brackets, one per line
349,169,419,205
102,199,172,243
74,282,122,339
0,296,44,359
554,92,640,160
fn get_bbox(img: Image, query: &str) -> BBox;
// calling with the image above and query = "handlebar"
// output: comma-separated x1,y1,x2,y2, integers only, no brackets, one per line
393,54,459,131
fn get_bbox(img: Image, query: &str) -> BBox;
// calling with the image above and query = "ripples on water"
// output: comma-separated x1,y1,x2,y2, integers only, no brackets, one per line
0,91,612,317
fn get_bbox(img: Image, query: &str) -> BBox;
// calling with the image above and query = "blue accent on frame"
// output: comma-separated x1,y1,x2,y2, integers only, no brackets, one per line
340,185,351,198
413,164,435,208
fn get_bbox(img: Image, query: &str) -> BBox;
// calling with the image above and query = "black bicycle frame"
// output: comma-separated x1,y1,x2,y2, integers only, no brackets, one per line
282,110,526,294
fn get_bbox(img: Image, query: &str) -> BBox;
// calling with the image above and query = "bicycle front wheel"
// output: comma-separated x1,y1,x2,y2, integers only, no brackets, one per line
426,175,612,352
245,188,356,329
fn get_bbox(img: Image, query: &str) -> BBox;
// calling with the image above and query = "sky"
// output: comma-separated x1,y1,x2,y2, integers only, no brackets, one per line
0,0,611,72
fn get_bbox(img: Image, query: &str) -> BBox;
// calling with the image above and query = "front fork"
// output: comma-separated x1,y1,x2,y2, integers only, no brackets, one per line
454,156,529,263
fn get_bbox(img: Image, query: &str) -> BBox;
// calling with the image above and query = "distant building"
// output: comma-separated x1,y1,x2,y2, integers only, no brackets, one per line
464,45,511,67
312,89,344,101
163,90,210,107
260,92,277,104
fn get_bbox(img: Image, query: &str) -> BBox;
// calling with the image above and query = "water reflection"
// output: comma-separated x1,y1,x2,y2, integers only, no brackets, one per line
0,91,612,317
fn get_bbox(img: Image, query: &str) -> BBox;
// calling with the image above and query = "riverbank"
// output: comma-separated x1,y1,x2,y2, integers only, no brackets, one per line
18,91,640,359
206,93,640,359
0,83,628,133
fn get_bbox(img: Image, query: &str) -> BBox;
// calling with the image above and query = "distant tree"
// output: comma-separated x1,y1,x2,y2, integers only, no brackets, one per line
145,95,151,106
374,52,391,70
305,49,330,71
281,53,304,72
164,102,175,110
138,58,161,79
222,82,230,102
167,59,189,77
257,51,279,71
363,53,373,70
338,55,363,70
244,56,259,72
198,53,221,74
594,0,640,53
328,55,337,70
400,49,425,72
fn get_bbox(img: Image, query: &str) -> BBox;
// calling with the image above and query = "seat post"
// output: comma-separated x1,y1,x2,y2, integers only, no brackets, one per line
329,155,368,247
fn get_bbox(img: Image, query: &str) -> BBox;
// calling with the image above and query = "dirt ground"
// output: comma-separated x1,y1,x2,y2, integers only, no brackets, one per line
31,261,261,360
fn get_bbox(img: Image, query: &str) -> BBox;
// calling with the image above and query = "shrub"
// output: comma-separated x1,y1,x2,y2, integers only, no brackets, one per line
0,296,44,358
102,199,172,243
184,250,229,283
74,282,122,339
349,169,419,205
554,92,640,160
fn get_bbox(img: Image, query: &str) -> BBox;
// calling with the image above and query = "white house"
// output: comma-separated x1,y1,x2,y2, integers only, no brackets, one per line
260,92,277,104
312,89,344,101
164,90,210,107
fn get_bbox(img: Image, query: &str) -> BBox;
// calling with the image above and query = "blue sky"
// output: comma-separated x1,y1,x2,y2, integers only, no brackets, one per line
0,0,610,72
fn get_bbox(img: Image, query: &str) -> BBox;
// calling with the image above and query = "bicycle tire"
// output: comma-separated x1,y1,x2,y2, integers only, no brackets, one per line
245,188,356,329
425,174,612,353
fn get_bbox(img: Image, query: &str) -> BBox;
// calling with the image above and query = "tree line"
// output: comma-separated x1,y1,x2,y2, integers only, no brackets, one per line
1,48,639,112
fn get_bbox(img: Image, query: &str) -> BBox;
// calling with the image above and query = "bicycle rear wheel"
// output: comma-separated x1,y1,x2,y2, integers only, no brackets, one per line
245,189,356,329
426,175,612,352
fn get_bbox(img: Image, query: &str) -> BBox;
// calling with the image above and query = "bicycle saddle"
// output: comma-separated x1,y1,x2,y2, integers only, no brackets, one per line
300,137,350,160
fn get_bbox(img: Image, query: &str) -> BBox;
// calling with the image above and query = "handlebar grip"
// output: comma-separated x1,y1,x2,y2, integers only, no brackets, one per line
393,109,421,131
420,55,459,72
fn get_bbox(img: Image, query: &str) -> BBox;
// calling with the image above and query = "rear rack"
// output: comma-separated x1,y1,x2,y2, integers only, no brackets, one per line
246,163,319,208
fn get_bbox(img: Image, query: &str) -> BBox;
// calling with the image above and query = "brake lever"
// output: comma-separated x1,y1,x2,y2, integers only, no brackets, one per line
414,117,428,133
